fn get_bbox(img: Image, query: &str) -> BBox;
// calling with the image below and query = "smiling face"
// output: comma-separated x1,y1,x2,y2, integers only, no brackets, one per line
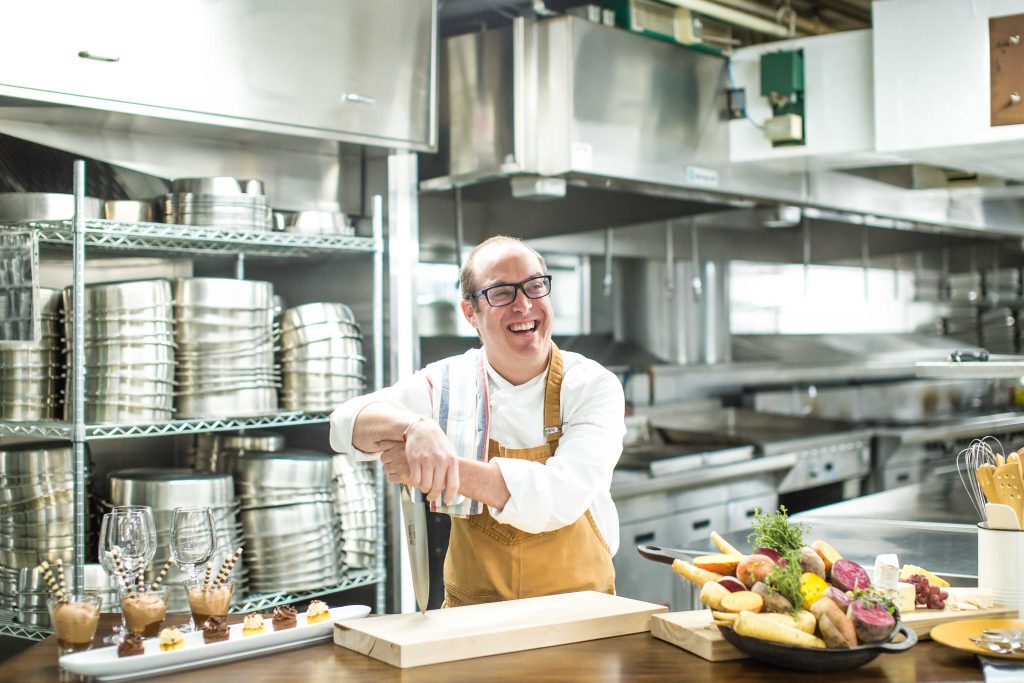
460,241,553,384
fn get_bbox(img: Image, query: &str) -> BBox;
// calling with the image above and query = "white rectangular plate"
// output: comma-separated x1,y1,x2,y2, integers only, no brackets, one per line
59,604,371,681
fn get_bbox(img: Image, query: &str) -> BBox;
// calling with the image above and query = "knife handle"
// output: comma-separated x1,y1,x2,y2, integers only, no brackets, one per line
636,544,692,565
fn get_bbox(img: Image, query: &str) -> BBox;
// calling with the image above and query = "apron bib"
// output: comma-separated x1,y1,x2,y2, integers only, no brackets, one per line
442,345,616,607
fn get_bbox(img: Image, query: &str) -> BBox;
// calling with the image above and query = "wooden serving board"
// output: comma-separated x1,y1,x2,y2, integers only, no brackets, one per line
333,590,667,668
652,604,1020,662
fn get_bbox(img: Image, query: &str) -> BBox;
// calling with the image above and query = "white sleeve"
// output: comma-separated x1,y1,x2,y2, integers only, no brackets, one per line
328,370,433,460
488,365,624,533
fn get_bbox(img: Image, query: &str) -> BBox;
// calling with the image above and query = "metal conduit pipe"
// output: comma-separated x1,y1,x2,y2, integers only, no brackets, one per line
708,0,836,35
660,0,794,37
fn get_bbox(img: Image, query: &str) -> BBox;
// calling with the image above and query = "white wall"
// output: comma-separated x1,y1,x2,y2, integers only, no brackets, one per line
873,0,1024,180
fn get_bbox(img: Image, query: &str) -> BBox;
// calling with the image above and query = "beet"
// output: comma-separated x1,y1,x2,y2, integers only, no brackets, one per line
823,586,851,610
848,599,896,644
717,577,746,593
830,559,871,592
753,547,785,565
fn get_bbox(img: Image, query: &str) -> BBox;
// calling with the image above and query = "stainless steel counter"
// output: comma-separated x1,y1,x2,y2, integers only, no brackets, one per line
797,466,979,525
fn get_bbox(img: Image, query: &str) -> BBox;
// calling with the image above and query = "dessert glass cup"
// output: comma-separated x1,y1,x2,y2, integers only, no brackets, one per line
120,587,168,637
48,593,102,655
184,578,234,629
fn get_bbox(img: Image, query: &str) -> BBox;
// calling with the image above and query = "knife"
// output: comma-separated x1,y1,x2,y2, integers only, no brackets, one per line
400,484,430,614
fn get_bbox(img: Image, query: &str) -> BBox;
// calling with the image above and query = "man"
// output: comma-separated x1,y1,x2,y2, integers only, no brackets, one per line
330,235,625,606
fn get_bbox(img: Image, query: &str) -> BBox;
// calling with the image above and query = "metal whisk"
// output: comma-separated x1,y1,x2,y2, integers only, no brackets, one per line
956,437,1001,521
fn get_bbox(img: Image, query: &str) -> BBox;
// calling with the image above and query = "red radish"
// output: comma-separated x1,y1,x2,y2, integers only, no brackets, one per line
718,576,746,593
753,547,785,564
830,559,872,593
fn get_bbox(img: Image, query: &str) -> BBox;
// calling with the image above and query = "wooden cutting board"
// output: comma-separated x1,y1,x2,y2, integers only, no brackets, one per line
652,604,1020,662
333,591,666,668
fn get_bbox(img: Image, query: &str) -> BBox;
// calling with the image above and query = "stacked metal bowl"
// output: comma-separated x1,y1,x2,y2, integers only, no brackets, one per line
234,451,343,593
0,441,76,607
65,280,175,424
280,303,365,411
0,287,65,421
190,431,285,475
107,469,246,612
163,177,271,232
331,456,378,572
173,278,279,418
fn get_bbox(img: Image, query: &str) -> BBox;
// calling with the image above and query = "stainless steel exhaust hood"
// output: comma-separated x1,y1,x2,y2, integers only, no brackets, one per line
422,15,1024,239
420,15,752,229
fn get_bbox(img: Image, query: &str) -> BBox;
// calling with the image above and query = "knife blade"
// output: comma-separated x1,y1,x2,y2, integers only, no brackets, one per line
400,484,430,614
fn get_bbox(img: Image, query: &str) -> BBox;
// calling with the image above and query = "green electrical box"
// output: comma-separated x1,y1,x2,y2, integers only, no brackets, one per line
759,49,805,147
760,50,804,96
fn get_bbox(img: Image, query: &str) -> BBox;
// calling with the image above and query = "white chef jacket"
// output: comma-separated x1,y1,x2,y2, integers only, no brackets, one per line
329,348,625,555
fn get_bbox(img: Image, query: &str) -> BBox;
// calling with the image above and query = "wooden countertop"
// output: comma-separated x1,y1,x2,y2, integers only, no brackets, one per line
0,613,988,682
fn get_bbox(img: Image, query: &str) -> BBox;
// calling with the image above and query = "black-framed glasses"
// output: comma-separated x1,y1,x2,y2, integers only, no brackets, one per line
468,275,552,307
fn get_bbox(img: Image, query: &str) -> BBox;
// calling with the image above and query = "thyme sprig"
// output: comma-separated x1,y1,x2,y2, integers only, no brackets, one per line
747,505,806,555
849,588,901,620
765,548,804,615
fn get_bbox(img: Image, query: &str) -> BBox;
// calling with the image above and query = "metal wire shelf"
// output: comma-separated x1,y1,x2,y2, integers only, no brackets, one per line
2,219,378,257
230,570,384,613
0,610,51,641
0,411,330,440
0,570,383,641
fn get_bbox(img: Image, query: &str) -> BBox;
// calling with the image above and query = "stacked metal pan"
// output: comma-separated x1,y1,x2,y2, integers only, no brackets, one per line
174,278,279,418
0,441,76,626
191,431,285,475
65,280,175,424
331,456,378,571
0,287,65,421
107,469,245,611
163,177,271,232
234,451,343,593
280,303,365,411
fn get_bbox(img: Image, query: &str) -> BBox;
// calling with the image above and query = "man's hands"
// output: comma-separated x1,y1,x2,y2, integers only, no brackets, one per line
380,418,461,505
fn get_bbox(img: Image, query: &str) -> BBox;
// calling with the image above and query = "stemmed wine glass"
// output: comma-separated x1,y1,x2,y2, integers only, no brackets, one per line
110,505,157,584
169,507,215,632
98,509,155,644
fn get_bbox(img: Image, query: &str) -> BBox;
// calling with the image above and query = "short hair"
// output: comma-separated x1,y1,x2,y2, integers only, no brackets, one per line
459,236,548,302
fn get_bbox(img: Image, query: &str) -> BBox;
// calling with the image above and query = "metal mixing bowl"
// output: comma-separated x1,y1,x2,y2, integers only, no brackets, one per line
0,193,104,222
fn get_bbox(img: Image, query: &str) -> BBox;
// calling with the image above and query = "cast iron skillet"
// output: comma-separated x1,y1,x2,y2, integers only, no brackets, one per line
719,621,917,672
636,544,919,672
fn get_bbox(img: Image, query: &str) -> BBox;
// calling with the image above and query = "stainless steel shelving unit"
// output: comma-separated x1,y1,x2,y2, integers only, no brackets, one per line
25,219,377,257
0,412,332,441
0,162,388,640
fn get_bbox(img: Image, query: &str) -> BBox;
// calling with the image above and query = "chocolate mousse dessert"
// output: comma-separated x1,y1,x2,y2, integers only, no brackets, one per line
117,633,145,658
52,599,101,653
272,605,297,631
122,590,168,637
187,582,234,627
202,615,230,644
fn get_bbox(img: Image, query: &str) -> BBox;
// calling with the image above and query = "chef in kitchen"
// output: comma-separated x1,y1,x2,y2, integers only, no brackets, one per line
330,235,626,607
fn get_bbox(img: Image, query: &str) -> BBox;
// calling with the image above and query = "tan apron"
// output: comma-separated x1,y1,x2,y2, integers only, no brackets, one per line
442,345,616,607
